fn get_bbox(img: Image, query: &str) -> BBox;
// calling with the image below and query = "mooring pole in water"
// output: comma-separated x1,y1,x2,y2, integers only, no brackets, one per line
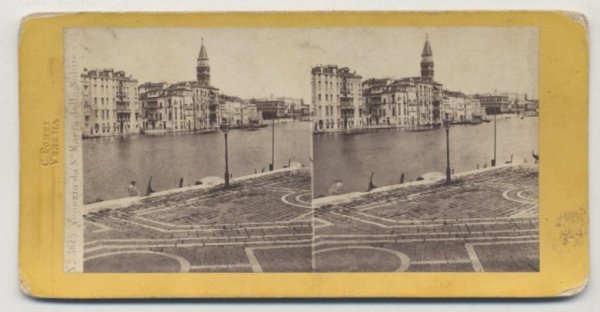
223,121,230,188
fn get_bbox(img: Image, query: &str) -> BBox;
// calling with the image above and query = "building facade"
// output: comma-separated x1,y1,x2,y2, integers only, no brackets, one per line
138,39,222,132
441,90,484,123
363,78,415,127
476,94,512,114
81,68,141,137
251,98,290,119
361,36,443,128
219,96,262,127
312,65,363,131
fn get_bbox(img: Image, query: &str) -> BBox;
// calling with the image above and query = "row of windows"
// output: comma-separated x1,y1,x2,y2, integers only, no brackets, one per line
369,106,410,117
368,95,409,104
316,92,361,102
91,122,139,134
315,118,363,130
92,109,140,121
94,109,114,120
315,82,360,91
92,96,139,105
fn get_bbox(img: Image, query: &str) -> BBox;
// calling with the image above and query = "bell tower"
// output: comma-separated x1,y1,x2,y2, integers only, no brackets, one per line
420,34,434,82
196,38,210,86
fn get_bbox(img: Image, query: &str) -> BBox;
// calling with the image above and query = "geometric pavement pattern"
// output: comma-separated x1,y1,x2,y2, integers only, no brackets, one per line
84,169,313,273
83,165,538,273
314,165,539,272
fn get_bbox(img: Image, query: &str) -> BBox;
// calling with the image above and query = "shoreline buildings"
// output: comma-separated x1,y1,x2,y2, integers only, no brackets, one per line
81,39,307,138
80,69,142,137
250,97,307,120
312,35,538,133
311,65,363,131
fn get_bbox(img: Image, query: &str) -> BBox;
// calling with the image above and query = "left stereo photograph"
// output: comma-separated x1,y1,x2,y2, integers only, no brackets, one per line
64,28,313,273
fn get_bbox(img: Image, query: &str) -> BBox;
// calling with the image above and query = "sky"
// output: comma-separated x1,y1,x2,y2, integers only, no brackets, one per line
66,27,539,101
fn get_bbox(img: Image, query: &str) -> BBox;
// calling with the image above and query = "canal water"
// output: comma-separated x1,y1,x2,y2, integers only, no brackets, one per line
83,121,311,203
313,116,538,198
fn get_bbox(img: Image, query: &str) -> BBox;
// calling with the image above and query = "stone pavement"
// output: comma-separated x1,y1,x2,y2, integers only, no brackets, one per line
83,168,312,273
313,165,539,272
83,164,538,273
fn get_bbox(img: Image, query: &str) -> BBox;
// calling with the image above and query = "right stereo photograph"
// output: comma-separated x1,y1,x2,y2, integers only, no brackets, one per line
312,27,539,273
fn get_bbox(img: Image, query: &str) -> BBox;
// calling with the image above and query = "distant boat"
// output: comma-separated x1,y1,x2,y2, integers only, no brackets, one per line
482,119,491,123
243,127,260,131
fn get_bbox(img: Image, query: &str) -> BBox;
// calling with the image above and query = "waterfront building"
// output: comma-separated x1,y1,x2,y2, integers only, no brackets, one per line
251,98,286,119
138,82,167,131
166,82,196,130
280,97,306,119
188,81,220,129
442,90,484,123
250,97,304,119
362,78,416,127
311,65,363,131
140,83,191,131
139,39,221,131
220,96,262,127
526,99,539,112
475,94,512,114
500,92,529,114
299,103,311,119
361,36,443,128
80,68,141,137
474,92,537,115
140,81,217,132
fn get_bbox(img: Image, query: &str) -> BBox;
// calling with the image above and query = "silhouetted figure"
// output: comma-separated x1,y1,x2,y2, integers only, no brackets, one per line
179,177,184,188
146,176,155,196
368,172,377,192
400,173,405,184
532,151,539,164
128,181,140,197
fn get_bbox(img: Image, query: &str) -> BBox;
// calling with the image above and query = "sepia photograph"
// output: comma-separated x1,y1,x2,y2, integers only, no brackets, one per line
64,26,539,274
311,27,539,272
64,28,313,273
